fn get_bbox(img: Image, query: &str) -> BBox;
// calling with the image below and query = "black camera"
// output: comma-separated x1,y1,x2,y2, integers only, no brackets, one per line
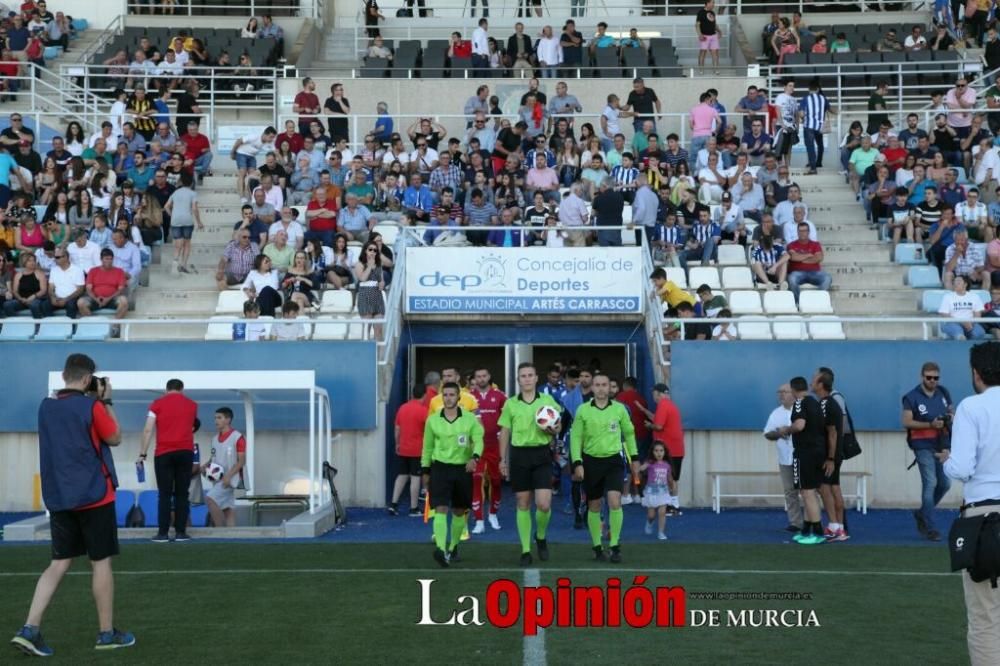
87,375,107,395
942,414,953,427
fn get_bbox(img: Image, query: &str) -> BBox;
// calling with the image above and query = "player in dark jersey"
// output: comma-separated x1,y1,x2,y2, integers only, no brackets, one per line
789,376,827,545
814,368,848,542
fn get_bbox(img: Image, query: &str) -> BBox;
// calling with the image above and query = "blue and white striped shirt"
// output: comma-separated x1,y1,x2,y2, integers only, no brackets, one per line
798,93,830,132
611,165,639,189
692,222,721,244
751,243,785,266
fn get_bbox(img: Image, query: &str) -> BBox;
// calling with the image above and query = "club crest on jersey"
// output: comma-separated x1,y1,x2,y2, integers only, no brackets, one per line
609,421,619,433
457,434,468,447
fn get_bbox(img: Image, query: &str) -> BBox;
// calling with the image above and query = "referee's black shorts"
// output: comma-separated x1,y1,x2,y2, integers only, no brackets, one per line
50,501,119,561
793,449,824,491
582,453,626,500
509,445,552,493
429,461,472,510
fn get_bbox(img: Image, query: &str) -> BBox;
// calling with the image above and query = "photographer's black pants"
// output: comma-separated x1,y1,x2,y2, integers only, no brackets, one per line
154,449,194,533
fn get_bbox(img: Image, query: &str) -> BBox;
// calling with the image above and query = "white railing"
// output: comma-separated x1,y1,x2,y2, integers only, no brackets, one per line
640,242,671,372
112,314,387,345
80,14,125,66
1,62,111,130
667,315,1000,342
124,0,323,20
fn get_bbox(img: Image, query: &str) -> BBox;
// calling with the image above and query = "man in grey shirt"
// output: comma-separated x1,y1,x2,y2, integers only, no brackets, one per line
463,188,498,247
631,174,659,248
250,188,276,226
463,85,490,127
339,193,376,244
547,81,583,133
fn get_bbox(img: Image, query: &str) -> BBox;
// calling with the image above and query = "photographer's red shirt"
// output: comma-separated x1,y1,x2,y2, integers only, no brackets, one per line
148,392,198,455
77,400,118,510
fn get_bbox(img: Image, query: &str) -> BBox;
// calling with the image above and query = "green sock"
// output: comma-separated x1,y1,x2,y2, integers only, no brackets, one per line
535,508,551,540
433,512,448,551
587,510,603,547
516,508,532,554
450,513,466,552
609,508,624,547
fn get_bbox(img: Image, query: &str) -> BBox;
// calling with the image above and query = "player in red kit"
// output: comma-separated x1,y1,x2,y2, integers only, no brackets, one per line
470,366,507,534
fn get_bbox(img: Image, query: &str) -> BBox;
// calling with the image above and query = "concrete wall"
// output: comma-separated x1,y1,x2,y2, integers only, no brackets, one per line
82,0,128,30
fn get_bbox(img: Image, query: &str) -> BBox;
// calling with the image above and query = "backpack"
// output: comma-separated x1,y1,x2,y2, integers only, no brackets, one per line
396,7,413,17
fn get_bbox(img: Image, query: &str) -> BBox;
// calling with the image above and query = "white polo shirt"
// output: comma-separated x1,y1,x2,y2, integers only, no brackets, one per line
49,263,86,299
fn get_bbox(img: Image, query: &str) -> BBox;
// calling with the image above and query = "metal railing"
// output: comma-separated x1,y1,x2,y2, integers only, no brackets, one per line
341,62,747,79
80,14,125,67
124,0,322,19
641,240,671,372
397,222,648,246
665,315,1000,342
113,314,387,343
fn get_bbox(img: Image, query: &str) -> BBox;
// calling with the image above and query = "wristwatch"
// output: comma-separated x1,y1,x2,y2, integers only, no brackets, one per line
102,399,113,406
472,454,481,462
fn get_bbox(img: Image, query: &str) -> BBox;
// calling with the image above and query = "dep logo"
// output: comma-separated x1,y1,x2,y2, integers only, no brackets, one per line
416,254,507,291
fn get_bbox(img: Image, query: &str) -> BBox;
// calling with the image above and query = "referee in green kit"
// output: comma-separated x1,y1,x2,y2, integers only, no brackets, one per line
498,362,563,567
571,372,639,563
421,382,484,568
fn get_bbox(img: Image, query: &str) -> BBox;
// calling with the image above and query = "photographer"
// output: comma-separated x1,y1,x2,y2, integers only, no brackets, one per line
901,361,954,542
11,354,135,656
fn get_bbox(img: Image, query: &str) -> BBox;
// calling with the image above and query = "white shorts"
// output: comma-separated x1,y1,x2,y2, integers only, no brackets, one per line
642,490,671,509
206,482,236,511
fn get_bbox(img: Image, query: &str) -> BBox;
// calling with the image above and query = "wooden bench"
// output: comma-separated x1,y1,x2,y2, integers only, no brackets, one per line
708,470,871,515
244,495,310,526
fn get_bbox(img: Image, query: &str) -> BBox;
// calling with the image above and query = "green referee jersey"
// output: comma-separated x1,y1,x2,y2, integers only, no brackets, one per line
421,407,484,468
498,392,562,447
570,399,637,463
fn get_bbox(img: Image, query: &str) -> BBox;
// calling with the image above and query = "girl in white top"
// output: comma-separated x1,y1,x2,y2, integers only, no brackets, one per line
938,275,986,340
543,215,566,247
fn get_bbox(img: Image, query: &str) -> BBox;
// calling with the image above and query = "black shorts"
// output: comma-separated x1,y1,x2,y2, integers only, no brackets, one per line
822,457,843,486
582,454,626,500
397,455,421,476
50,501,119,561
509,445,553,493
793,450,824,491
669,456,683,482
429,461,472,510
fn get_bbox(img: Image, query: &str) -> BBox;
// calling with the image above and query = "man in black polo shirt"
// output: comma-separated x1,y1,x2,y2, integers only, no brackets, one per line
624,78,661,134
813,369,847,542
789,376,827,545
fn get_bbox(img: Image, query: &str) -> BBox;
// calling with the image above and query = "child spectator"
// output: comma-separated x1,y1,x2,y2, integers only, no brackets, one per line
271,300,307,341
830,33,851,53
641,442,676,540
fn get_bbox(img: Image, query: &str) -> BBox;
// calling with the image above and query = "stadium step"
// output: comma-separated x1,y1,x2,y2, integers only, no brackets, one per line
844,321,928,340
831,289,919,315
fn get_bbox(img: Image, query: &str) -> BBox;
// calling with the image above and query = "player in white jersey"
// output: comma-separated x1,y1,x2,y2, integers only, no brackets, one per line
206,407,247,527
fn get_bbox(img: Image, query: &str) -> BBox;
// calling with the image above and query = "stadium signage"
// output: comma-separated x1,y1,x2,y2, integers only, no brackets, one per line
405,247,645,314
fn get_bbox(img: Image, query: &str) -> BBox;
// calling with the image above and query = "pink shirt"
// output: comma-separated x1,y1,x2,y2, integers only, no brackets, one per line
945,87,977,128
689,103,720,138
526,167,559,190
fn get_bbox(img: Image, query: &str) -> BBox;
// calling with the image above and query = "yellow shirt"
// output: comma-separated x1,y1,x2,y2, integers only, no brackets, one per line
658,281,696,308
428,389,480,415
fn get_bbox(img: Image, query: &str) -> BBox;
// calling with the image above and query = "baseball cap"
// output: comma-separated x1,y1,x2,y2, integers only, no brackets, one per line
721,192,732,201
652,383,670,393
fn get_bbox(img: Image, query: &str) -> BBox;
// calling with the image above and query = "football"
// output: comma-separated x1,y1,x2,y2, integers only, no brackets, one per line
204,462,225,483
535,405,561,430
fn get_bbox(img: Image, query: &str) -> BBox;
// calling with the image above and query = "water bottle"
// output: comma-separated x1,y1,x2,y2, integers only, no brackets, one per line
136,461,145,483
232,322,246,340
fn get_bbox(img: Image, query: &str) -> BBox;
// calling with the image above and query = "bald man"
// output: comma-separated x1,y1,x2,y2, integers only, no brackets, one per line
763,383,803,533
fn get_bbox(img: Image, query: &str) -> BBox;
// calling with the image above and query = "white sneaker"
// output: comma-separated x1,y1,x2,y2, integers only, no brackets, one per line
644,520,654,535
658,532,669,540
472,520,485,534
622,494,633,506
488,513,501,530
170,260,179,275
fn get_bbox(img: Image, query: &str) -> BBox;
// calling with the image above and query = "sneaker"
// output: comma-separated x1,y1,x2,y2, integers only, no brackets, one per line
151,532,170,543
913,509,928,536
187,264,199,274
644,520,654,535
519,552,533,567
593,546,608,562
472,520,485,534
574,514,584,530
174,532,192,542
823,527,836,540
792,533,807,543
535,537,549,562
785,524,802,533
798,534,826,545
177,264,190,274
927,530,942,542
408,508,421,517
433,548,449,568
488,514,501,530
94,629,135,651
170,261,179,276
11,626,53,657
657,532,669,541
609,545,622,563
833,529,851,542
622,494,633,506
449,546,461,563
779,281,789,291
387,504,398,516
806,168,817,175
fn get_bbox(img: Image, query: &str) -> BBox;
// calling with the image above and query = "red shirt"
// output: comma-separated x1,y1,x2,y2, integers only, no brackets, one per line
615,389,650,440
307,198,339,232
395,398,429,457
77,400,119,510
652,396,684,458
787,239,823,272
280,131,304,154
183,132,210,160
294,91,320,124
422,386,439,408
471,386,507,449
148,392,198,455
881,147,908,170
452,40,472,58
86,266,127,299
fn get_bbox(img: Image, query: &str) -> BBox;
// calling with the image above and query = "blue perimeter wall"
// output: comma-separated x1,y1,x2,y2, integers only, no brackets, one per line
0,341,378,432
670,340,980,431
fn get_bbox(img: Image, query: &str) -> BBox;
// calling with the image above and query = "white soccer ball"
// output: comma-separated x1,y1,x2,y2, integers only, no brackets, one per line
204,462,225,483
535,405,561,430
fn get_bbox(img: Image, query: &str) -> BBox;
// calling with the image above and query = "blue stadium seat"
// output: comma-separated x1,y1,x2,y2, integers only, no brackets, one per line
0,320,36,341
972,290,991,306
71,18,89,31
73,317,111,341
115,490,136,527
907,266,942,289
190,504,209,527
137,490,158,528
920,290,948,313
34,317,74,341
894,243,927,265
43,46,61,60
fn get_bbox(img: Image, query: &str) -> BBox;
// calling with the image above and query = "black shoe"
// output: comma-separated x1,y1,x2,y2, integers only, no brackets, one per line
450,546,461,563
174,532,191,542
535,537,549,562
574,514,584,530
593,545,608,562
408,508,422,517
785,524,802,533
151,533,169,543
387,504,398,516
519,552,533,567
927,530,942,542
433,548,450,568
913,509,928,536
610,545,622,563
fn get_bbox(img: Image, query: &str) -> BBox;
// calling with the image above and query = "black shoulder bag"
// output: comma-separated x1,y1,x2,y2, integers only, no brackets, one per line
833,391,862,460
949,512,1000,588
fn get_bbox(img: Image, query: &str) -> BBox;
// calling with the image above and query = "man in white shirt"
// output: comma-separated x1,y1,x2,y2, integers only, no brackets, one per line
773,184,809,228
156,50,184,89
956,187,991,242
557,182,590,247
66,229,102,274
782,205,817,244
471,18,490,76
88,122,115,149
973,144,1000,197
904,26,927,51
232,126,277,202
763,383,802,533
268,207,306,250
47,248,85,318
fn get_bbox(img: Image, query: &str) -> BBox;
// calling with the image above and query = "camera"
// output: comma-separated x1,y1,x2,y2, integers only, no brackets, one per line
87,375,107,395
941,414,953,428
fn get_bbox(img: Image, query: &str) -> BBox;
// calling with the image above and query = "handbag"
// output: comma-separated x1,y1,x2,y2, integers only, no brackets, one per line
834,391,863,460
949,512,1000,588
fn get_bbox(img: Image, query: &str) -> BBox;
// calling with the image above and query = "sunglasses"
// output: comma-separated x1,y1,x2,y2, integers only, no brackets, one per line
924,375,940,381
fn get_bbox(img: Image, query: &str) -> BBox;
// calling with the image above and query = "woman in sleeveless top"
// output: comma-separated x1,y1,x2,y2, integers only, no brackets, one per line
15,217,45,253
354,240,385,340
3,253,49,318
771,18,800,68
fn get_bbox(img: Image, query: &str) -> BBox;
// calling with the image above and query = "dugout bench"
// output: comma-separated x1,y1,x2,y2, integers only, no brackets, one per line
708,470,871,515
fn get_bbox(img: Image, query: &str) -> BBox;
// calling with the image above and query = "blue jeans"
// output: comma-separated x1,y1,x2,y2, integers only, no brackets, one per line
540,67,556,78
689,135,710,171
193,152,213,176
839,147,853,173
681,239,717,271
803,128,824,169
914,448,951,532
304,230,336,247
940,322,987,340
597,229,622,247
788,270,832,302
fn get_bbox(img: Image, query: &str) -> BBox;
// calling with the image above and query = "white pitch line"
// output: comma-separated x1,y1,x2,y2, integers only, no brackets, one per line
523,568,546,666
0,567,955,577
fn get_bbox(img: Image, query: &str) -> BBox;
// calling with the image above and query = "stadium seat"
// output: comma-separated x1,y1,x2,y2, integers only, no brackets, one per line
906,266,942,289
737,316,772,340
729,290,763,315
772,315,808,340
321,290,354,313
920,289,948,313
312,318,350,340
0,320,36,341
809,316,847,340
894,243,927,265
71,18,89,31
190,504,209,527
34,317,74,341
205,316,236,341
972,290,990,307
798,291,834,314
763,290,799,314
688,267,720,290
721,267,753,289
137,490,158,527
43,46,61,60
717,245,746,266
215,291,248,314
115,490,136,527
621,205,633,225
372,224,399,246
73,316,112,341
664,267,687,289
